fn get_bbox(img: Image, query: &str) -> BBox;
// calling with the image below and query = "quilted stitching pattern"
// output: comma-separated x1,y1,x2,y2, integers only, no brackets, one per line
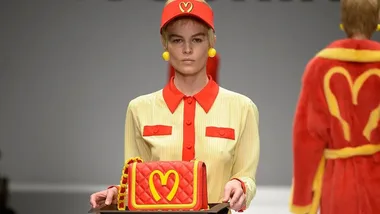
131,161,195,205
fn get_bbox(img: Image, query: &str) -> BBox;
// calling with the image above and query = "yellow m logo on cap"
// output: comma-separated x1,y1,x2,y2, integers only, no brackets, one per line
179,1,193,13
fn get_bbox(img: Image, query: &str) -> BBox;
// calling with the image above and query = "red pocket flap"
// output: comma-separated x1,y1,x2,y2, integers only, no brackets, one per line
205,126,235,140
143,125,172,136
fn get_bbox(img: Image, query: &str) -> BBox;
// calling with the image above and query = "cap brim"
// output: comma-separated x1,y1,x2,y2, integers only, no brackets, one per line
161,14,213,34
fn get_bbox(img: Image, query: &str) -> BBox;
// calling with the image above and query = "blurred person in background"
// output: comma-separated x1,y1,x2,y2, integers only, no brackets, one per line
289,0,380,213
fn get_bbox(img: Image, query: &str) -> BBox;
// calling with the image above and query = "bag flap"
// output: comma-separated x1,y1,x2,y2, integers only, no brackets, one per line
128,160,202,209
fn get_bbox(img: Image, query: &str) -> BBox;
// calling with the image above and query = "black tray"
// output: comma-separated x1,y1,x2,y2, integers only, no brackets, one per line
88,203,230,214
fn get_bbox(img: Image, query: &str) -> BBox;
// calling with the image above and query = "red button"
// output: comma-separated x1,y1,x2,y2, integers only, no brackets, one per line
153,127,159,133
187,98,193,104
187,145,192,149
186,120,192,125
219,130,225,136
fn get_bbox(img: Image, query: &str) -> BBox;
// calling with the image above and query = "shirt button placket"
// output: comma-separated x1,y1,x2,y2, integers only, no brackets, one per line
182,96,196,161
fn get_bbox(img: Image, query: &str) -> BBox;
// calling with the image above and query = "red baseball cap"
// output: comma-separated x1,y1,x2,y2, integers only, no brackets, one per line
160,0,214,33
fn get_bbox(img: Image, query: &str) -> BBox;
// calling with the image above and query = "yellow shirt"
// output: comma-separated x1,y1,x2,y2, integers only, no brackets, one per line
123,77,260,208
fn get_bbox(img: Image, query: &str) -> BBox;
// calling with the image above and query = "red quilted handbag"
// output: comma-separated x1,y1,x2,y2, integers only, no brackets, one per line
117,157,209,211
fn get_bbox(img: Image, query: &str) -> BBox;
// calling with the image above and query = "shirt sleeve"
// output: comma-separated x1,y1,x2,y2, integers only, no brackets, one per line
230,99,260,208
289,59,328,214
110,100,152,191
124,100,152,162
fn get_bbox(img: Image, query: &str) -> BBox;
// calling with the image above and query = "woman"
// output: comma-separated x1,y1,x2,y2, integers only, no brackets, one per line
90,0,260,212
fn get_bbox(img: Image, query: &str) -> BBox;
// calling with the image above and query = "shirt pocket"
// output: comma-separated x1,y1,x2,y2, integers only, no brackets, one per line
205,126,235,140
143,125,172,136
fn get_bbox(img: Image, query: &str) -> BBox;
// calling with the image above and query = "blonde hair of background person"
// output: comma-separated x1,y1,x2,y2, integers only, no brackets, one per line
340,0,380,38
90,0,260,212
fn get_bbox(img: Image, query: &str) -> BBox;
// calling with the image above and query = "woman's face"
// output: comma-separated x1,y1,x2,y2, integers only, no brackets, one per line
164,17,210,77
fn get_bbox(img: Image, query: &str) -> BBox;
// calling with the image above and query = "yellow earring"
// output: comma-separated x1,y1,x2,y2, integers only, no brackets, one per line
208,48,216,57
162,51,170,61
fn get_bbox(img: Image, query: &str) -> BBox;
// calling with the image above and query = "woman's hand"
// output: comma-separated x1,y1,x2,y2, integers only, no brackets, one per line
89,187,118,208
222,180,246,211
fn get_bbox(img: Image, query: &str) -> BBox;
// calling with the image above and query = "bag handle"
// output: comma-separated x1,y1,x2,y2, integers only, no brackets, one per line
117,157,143,210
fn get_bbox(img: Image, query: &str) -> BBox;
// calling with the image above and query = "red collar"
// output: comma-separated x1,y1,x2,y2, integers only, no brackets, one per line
326,38,380,50
162,75,219,113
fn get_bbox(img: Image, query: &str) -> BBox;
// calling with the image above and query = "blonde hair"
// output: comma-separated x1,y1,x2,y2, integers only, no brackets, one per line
161,0,215,48
341,0,380,38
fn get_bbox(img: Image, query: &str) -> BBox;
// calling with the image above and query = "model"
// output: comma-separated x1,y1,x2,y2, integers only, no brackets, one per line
289,0,380,213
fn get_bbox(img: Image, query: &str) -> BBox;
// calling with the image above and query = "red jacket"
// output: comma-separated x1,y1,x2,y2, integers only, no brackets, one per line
290,39,380,214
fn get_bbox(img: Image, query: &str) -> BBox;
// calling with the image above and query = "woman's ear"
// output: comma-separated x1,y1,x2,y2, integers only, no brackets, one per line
211,34,216,48
160,36,167,50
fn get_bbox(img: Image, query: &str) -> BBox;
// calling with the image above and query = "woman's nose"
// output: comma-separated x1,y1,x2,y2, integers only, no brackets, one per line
183,42,193,54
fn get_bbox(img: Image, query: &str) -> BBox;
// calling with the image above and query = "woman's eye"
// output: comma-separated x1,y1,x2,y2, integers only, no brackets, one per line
172,39,182,43
193,38,203,43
